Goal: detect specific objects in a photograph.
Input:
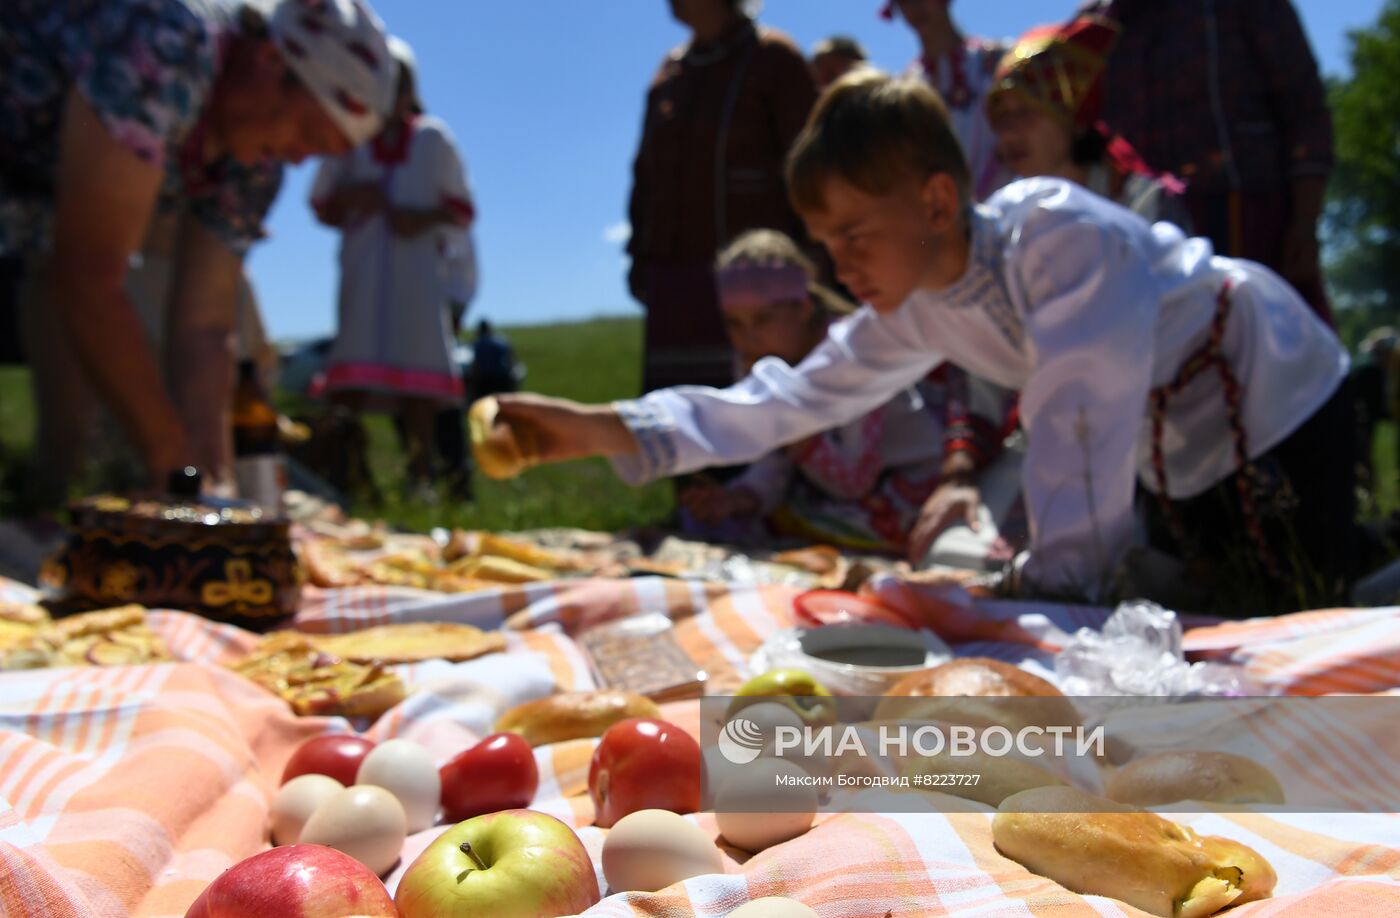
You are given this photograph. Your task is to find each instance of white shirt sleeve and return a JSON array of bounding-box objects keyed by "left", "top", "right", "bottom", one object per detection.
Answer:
[
  {"left": 1011, "top": 212, "right": 1159, "bottom": 598},
  {"left": 610, "top": 306, "right": 945, "bottom": 484}
]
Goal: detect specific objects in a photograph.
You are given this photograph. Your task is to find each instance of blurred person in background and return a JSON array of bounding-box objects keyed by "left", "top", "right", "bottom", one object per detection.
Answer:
[
  {"left": 628, "top": 0, "right": 818, "bottom": 392},
  {"left": 882, "top": 0, "right": 1013, "bottom": 200},
  {"left": 1089, "top": 0, "right": 1336, "bottom": 325},
  {"left": 811, "top": 35, "right": 868, "bottom": 89},
  {"left": 312, "top": 37, "right": 473, "bottom": 499},
  {"left": 985, "top": 15, "right": 1191, "bottom": 229}
]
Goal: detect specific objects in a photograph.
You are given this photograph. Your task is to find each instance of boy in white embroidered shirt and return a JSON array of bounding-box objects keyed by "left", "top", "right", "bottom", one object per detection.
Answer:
[{"left": 489, "top": 71, "right": 1354, "bottom": 610}]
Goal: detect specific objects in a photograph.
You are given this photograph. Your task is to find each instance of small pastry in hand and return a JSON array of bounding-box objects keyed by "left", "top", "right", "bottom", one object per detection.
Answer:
[
  {"left": 469, "top": 396, "right": 537, "bottom": 480},
  {"left": 993, "top": 785, "right": 1277, "bottom": 917},
  {"left": 1104, "top": 751, "right": 1285, "bottom": 807},
  {"left": 496, "top": 690, "right": 662, "bottom": 747}
]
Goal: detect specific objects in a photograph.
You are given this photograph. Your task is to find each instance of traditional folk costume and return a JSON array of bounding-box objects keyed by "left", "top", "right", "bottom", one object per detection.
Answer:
[
  {"left": 988, "top": 15, "right": 1192, "bottom": 231},
  {"left": 721, "top": 346, "right": 1012, "bottom": 555},
  {"left": 686, "top": 256, "right": 1013, "bottom": 555},
  {"left": 1088, "top": 0, "right": 1335, "bottom": 324},
  {"left": 628, "top": 19, "right": 818, "bottom": 392},
  {"left": 611, "top": 180, "right": 1351, "bottom": 605},
  {"left": 311, "top": 114, "right": 473, "bottom": 406},
  {"left": 882, "top": 3, "right": 1013, "bottom": 201}
]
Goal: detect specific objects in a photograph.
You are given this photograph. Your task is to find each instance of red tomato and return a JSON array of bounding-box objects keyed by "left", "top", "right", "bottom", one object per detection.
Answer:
[
  {"left": 281, "top": 734, "right": 375, "bottom": 787},
  {"left": 588, "top": 718, "right": 702, "bottom": 828},
  {"left": 793, "top": 590, "right": 918, "bottom": 630},
  {"left": 439, "top": 732, "right": 539, "bottom": 823}
]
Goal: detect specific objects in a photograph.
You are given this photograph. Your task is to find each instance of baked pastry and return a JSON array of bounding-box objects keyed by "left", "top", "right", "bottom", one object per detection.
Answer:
[
  {"left": 312, "top": 622, "right": 506, "bottom": 665},
  {"left": 1104, "top": 751, "right": 1286, "bottom": 807},
  {"left": 230, "top": 632, "right": 406, "bottom": 719},
  {"left": 1, "top": 605, "right": 171, "bottom": 670},
  {"left": 874, "top": 658, "right": 1080, "bottom": 737},
  {"left": 469, "top": 397, "right": 536, "bottom": 480},
  {"left": 496, "top": 691, "right": 663, "bottom": 746},
  {"left": 993, "top": 786, "right": 1277, "bottom": 917}
]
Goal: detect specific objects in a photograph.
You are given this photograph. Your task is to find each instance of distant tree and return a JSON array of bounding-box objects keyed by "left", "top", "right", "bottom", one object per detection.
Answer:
[{"left": 1324, "top": 0, "right": 1400, "bottom": 347}]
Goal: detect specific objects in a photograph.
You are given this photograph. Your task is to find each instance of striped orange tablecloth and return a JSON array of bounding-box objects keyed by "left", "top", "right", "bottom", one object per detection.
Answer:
[{"left": 1, "top": 575, "right": 1398, "bottom": 917}]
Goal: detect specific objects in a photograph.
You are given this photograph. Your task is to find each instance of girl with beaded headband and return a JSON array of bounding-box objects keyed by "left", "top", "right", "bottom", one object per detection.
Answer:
[{"left": 679, "top": 229, "right": 1016, "bottom": 559}]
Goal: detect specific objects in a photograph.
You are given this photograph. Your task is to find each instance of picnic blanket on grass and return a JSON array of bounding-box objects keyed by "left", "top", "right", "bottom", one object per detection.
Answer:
[{"left": 1, "top": 574, "right": 1398, "bottom": 917}]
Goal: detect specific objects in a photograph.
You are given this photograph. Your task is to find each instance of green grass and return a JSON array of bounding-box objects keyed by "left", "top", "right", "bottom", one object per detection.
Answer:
[
  {"left": 316, "top": 316, "right": 676, "bottom": 533},
  {"left": 2, "top": 325, "right": 1396, "bottom": 543}
]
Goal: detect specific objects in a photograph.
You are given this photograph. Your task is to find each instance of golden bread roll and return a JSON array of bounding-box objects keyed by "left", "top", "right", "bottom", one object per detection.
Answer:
[
  {"left": 993, "top": 786, "right": 1277, "bottom": 917},
  {"left": 1104, "top": 751, "right": 1285, "bottom": 807},
  {"left": 874, "top": 657, "right": 1080, "bottom": 737},
  {"left": 469, "top": 397, "right": 536, "bottom": 480},
  {"left": 496, "top": 691, "right": 663, "bottom": 746}
]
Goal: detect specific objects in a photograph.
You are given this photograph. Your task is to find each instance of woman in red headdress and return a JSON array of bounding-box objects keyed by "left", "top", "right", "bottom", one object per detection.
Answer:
[{"left": 985, "top": 16, "right": 1190, "bottom": 230}]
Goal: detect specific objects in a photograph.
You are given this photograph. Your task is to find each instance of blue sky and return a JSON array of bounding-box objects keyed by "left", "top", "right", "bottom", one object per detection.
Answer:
[{"left": 248, "top": 0, "right": 1385, "bottom": 340}]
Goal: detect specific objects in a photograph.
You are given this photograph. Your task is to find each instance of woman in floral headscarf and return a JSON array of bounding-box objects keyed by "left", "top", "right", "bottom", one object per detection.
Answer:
[{"left": 0, "top": 0, "right": 396, "bottom": 503}]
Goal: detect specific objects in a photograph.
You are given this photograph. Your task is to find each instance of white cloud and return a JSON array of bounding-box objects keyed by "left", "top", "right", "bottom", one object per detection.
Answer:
[{"left": 602, "top": 221, "right": 631, "bottom": 245}]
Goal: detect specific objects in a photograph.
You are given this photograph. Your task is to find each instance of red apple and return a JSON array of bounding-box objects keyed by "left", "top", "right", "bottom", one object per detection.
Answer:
[
  {"left": 439, "top": 733, "right": 539, "bottom": 823},
  {"left": 395, "top": 809, "right": 598, "bottom": 918},
  {"left": 184, "top": 844, "right": 398, "bottom": 917},
  {"left": 589, "top": 718, "right": 702, "bottom": 828},
  {"left": 282, "top": 734, "right": 375, "bottom": 787}
]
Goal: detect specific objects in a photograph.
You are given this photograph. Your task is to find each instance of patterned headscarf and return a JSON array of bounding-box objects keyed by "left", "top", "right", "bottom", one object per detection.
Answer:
[
  {"left": 264, "top": 0, "right": 395, "bottom": 147},
  {"left": 986, "top": 15, "right": 1120, "bottom": 130}
]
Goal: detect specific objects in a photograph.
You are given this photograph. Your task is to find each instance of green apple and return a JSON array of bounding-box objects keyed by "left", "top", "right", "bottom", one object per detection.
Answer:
[
  {"left": 395, "top": 809, "right": 599, "bottom": 918},
  {"left": 728, "top": 668, "right": 837, "bottom": 724}
]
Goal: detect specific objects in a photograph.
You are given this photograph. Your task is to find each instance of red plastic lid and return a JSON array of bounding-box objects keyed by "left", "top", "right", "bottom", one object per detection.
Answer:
[{"left": 793, "top": 590, "right": 917, "bottom": 630}]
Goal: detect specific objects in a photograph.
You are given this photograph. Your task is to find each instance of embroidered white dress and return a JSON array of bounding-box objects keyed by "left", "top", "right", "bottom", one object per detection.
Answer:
[
  {"left": 311, "top": 114, "right": 473, "bottom": 404},
  {"left": 908, "top": 39, "right": 1014, "bottom": 201},
  {"left": 611, "top": 178, "right": 1347, "bottom": 597}
]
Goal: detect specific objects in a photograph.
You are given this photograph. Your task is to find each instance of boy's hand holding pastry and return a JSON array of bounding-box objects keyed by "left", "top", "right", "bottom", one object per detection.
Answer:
[{"left": 470, "top": 394, "right": 637, "bottom": 479}]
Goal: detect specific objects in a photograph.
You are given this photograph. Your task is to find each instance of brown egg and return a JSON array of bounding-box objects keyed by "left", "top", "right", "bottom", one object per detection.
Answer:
[
  {"left": 715, "top": 760, "right": 817, "bottom": 854},
  {"left": 727, "top": 898, "right": 821, "bottom": 918},
  {"left": 602, "top": 809, "right": 724, "bottom": 893},
  {"left": 298, "top": 785, "right": 407, "bottom": 876},
  {"left": 270, "top": 774, "right": 344, "bottom": 846}
]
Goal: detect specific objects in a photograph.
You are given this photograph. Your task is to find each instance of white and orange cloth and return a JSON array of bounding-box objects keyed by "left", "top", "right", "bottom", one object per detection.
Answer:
[{"left": 1, "top": 569, "right": 1399, "bottom": 916}]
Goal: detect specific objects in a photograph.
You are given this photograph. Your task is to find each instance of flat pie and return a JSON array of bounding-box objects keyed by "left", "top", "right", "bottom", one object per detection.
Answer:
[
  {"left": 230, "top": 632, "right": 406, "bottom": 719},
  {"left": 0, "top": 605, "right": 172, "bottom": 670},
  {"left": 312, "top": 622, "right": 507, "bottom": 665}
]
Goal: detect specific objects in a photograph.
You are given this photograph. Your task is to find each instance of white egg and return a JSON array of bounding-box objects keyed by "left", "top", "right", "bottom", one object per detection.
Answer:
[
  {"left": 270, "top": 773, "right": 344, "bottom": 846},
  {"left": 602, "top": 809, "right": 724, "bottom": 893},
  {"left": 715, "top": 759, "right": 817, "bottom": 854},
  {"left": 299, "top": 785, "right": 407, "bottom": 876},
  {"left": 736, "top": 702, "right": 808, "bottom": 754},
  {"left": 354, "top": 738, "right": 441, "bottom": 833},
  {"left": 726, "top": 897, "right": 821, "bottom": 918}
]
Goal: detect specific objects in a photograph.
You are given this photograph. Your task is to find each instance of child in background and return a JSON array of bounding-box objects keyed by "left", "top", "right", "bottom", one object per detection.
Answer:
[
  {"left": 811, "top": 35, "right": 869, "bottom": 90},
  {"left": 680, "top": 229, "right": 1013, "bottom": 558},
  {"left": 985, "top": 15, "right": 1190, "bottom": 229},
  {"left": 491, "top": 71, "right": 1354, "bottom": 611}
]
